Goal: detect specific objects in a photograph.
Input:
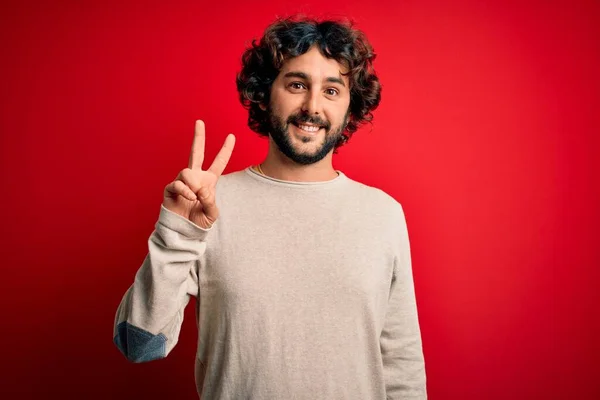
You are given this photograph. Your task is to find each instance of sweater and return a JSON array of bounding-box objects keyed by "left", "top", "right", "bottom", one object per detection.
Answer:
[{"left": 113, "top": 166, "right": 427, "bottom": 399}]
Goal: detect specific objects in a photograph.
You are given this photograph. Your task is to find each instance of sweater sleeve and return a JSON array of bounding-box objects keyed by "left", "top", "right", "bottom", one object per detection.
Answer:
[
  {"left": 113, "top": 204, "right": 212, "bottom": 363},
  {"left": 380, "top": 205, "right": 427, "bottom": 399}
]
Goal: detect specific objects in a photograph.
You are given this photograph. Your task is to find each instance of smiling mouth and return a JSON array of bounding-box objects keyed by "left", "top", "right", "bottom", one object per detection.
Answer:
[{"left": 291, "top": 122, "right": 324, "bottom": 134}]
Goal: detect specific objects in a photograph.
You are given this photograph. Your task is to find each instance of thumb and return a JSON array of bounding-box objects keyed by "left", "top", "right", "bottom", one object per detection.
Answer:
[{"left": 198, "top": 186, "right": 219, "bottom": 222}]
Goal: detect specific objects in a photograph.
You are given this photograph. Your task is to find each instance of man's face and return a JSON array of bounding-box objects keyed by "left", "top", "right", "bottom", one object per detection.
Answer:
[{"left": 265, "top": 45, "right": 351, "bottom": 165}]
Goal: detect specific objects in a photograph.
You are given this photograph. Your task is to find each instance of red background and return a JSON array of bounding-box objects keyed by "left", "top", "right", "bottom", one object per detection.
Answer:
[{"left": 1, "top": 0, "right": 598, "bottom": 398}]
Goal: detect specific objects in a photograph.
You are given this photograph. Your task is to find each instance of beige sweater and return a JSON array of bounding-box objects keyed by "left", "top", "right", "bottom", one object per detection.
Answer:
[{"left": 114, "top": 167, "right": 427, "bottom": 399}]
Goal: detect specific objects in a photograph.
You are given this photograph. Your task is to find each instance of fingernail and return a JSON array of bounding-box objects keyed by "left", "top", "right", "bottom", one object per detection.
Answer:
[{"left": 200, "top": 187, "right": 209, "bottom": 199}]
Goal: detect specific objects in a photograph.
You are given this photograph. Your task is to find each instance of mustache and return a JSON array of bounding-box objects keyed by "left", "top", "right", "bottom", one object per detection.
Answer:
[{"left": 287, "top": 114, "right": 330, "bottom": 130}]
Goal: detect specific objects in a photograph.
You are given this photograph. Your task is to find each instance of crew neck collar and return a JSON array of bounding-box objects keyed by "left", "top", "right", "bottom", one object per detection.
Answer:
[{"left": 245, "top": 166, "right": 347, "bottom": 188}]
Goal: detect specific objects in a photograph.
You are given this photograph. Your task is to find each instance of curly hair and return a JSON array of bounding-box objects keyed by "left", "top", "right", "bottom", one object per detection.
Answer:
[{"left": 236, "top": 16, "right": 382, "bottom": 150}]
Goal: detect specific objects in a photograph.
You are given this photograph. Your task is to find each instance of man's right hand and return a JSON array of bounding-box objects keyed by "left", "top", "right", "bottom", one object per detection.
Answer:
[{"left": 163, "top": 120, "right": 236, "bottom": 229}]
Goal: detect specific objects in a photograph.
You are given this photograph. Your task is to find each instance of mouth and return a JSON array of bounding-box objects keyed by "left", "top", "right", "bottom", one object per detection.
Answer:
[{"left": 291, "top": 122, "right": 325, "bottom": 136}]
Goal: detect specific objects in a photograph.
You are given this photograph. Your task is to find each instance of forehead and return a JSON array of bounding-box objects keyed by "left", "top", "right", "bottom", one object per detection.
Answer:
[{"left": 280, "top": 45, "right": 349, "bottom": 83}]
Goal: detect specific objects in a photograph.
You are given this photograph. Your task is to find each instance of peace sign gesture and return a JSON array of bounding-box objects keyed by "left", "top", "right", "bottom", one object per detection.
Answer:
[{"left": 163, "top": 120, "right": 236, "bottom": 229}]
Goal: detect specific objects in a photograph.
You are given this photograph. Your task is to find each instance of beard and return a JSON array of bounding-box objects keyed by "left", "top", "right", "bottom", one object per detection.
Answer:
[{"left": 266, "top": 105, "right": 349, "bottom": 165}]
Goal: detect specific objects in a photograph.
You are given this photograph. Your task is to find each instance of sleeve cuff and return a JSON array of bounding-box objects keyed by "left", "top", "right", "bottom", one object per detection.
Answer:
[{"left": 156, "top": 204, "right": 214, "bottom": 239}]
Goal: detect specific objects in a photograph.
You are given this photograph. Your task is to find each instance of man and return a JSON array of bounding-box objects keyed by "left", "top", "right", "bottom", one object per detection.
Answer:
[{"left": 114, "top": 16, "right": 427, "bottom": 399}]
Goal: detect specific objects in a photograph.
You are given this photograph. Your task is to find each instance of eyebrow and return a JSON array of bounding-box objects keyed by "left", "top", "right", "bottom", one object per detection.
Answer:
[{"left": 283, "top": 71, "right": 346, "bottom": 88}]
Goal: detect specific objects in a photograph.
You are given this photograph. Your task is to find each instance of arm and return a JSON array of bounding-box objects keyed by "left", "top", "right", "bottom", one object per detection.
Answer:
[
  {"left": 113, "top": 120, "right": 234, "bottom": 363},
  {"left": 113, "top": 204, "right": 211, "bottom": 363},
  {"left": 380, "top": 205, "right": 427, "bottom": 399}
]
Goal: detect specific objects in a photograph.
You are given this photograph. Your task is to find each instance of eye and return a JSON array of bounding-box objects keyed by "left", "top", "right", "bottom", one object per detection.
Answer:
[
  {"left": 289, "top": 82, "right": 306, "bottom": 90},
  {"left": 325, "top": 88, "right": 339, "bottom": 96}
]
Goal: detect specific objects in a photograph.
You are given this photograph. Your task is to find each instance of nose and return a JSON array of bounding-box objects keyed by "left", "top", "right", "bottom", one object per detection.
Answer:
[{"left": 301, "top": 89, "right": 322, "bottom": 115}]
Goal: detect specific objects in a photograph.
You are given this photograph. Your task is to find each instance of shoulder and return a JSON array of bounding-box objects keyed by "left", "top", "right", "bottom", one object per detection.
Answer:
[
  {"left": 344, "top": 177, "right": 411, "bottom": 246},
  {"left": 214, "top": 168, "right": 252, "bottom": 191},
  {"left": 344, "top": 176, "right": 406, "bottom": 219}
]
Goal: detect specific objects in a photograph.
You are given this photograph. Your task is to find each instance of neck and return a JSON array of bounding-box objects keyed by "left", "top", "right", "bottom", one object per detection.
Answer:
[{"left": 258, "top": 142, "right": 339, "bottom": 182}]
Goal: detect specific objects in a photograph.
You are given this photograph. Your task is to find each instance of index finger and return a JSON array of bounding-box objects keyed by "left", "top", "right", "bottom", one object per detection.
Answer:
[{"left": 188, "top": 120, "right": 206, "bottom": 170}]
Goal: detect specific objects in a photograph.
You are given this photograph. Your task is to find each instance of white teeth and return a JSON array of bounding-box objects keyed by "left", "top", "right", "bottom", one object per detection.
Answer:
[{"left": 299, "top": 124, "right": 320, "bottom": 132}]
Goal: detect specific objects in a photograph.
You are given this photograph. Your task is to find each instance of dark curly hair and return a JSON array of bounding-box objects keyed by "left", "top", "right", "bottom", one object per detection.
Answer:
[{"left": 236, "top": 15, "right": 382, "bottom": 150}]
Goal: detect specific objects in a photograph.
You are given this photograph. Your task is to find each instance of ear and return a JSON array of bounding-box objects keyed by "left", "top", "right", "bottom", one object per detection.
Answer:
[{"left": 259, "top": 102, "right": 267, "bottom": 111}]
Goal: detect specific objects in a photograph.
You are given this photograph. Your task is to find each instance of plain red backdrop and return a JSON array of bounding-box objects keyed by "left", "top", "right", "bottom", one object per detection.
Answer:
[{"left": 1, "top": 0, "right": 598, "bottom": 398}]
